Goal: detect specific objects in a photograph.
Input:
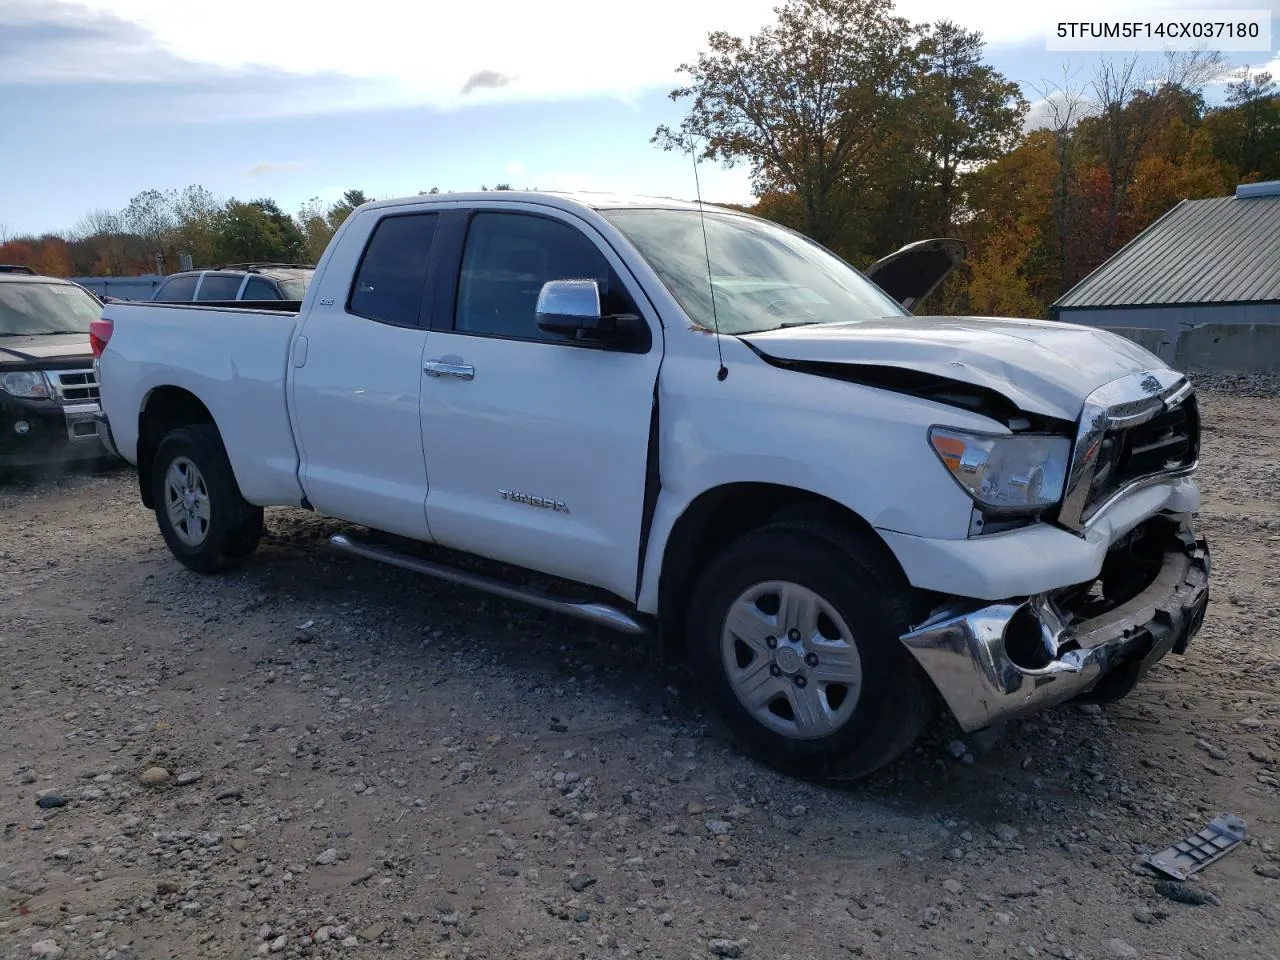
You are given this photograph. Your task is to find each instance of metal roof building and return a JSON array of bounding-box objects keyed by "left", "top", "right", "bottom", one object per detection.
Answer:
[{"left": 1051, "top": 181, "right": 1280, "bottom": 369}]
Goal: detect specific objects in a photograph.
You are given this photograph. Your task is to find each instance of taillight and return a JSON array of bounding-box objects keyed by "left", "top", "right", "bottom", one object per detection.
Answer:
[{"left": 90, "top": 318, "right": 113, "bottom": 358}]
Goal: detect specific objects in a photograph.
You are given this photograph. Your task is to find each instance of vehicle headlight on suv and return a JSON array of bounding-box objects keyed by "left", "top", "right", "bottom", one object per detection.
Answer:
[
  {"left": 0, "top": 370, "right": 53, "bottom": 399},
  {"left": 929, "top": 427, "right": 1071, "bottom": 513}
]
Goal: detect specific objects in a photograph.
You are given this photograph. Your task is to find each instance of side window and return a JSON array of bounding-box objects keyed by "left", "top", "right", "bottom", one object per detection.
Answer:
[
  {"left": 348, "top": 213, "right": 439, "bottom": 326},
  {"left": 196, "top": 273, "right": 243, "bottom": 301},
  {"left": 243, "top": 277, "right": 281, "bottom": 300},
  {"left": 153, "top": 275, "right": 197, "bottom": 302},
  {"left": 455, "top": 213, "right": 635, "bottom": 341}
]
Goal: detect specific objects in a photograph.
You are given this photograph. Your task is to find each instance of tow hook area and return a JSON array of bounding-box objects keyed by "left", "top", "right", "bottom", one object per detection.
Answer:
[{"left": 899, "top": 521, "right": 1210, "bottom": 733}]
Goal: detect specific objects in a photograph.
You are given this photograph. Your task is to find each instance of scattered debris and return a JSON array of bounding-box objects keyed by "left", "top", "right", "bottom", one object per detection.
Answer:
[
  {"left": 1145, "top": 814, "right": 1246, "bottom": 880},
  {"left": 1152, "top": 880, "right": 1219, "bottom": 906}
]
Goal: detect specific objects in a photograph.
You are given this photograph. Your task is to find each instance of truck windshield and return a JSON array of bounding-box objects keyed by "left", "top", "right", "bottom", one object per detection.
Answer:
[
  {"left": 0, "top": 282, "right": 102, "bottom": 337},
  {"left": 603, "top": 208, "right": 908, "bottom": 335}
]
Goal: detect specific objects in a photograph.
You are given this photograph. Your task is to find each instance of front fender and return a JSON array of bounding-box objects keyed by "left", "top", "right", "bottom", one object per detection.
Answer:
[{"left": 635, "top": 349, "right": 999, "bottom": 614}]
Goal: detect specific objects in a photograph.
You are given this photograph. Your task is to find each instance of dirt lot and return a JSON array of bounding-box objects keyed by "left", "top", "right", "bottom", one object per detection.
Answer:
[{"left": 1, "top": 383, "right": 1278, "bottom": 960}]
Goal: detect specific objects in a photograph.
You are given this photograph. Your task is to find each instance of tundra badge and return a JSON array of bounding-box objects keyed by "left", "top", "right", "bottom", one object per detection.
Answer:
[{"left": 498, "top": 489, "right": 569, "bottom": 513}]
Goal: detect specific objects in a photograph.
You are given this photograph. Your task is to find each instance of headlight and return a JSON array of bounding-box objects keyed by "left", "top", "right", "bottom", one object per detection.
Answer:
[
  {"left": 929, "top": 427, "right": 1070, "bottom": 512},
  {"left": 0, "top": 370, "right": 53, "bottom": 399}
]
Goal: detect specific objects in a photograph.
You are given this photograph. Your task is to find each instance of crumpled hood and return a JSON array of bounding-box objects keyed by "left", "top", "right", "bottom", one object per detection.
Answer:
[{"left": 742, "top": 315, "right": 1168, "bottom": 422}]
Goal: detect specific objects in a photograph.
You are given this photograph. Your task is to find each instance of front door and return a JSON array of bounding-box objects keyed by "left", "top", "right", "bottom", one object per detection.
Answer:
[
  {"left": 289, "top": 210, "right": 441, "bottom": 540},
  {"left": 419, "top": 206, "right": 662, "bottom": 601}
]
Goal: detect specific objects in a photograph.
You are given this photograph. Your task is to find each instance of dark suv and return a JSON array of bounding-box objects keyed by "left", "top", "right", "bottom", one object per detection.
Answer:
[
  {"left": 151, "top": 263, "right": 314, "bottom": 303},
  {"left": 0, "top": 266, "right": 110, "bottom": 471}
]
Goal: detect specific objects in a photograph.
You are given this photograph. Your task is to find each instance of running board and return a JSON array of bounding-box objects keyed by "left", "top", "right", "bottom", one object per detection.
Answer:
[{"left": 328, "top": 533, "right": 650, "bottom": 636}]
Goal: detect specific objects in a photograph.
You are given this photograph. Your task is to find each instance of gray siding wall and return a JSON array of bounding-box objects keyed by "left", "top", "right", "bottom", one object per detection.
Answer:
[{"left": 1057, "top": 303, "right": 1280, "bottom": 365}]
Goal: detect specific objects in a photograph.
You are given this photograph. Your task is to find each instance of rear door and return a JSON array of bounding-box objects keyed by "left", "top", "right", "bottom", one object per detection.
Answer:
[
  {"left": 288, "top": 209, "right": 443, "bottom": 540},
  {"left": 417, "top": 204, "right": 663, "bottom": 600}
]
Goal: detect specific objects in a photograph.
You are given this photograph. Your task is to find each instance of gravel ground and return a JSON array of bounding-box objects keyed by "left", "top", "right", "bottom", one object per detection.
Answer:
[{"left": 1, "top": 386, "right": 1277, "bottom": 960}]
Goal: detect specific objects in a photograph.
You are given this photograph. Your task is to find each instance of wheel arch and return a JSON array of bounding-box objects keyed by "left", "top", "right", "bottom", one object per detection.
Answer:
[
  {"left": 654, "top": 482, "right": 914, "bottom": 662},
  {"left": 136, "top": 386, "right": 216, "bottom": 508}
]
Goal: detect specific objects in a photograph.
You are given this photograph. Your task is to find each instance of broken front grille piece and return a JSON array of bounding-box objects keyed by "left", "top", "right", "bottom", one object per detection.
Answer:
[{"left": 1145, "top": 813, "right": 1247, "bottom": 881}]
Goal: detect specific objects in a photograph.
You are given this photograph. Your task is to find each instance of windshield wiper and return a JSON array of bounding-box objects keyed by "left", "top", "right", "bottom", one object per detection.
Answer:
[{"left": 778, "top": 320, "right": 824, "bottom": 328}]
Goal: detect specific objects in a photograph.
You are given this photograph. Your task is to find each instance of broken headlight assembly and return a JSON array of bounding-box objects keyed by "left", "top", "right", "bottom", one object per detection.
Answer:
[{"left": 928, "top": 427, "right": 1071, "bottom": 519}]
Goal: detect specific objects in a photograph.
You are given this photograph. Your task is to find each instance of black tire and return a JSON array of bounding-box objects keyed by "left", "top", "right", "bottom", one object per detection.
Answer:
[
  {"left": 151, "top": 424, "right": 264, "bottom": 573},
  {"left": 687, "top": 521, "right": 937, "bottom": 782}
]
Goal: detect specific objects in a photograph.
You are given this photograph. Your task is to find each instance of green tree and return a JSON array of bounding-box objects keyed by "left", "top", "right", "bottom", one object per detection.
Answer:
[
  {"left": 171, "top": 185, "right": 224, "bottom": 267},
  {"left": 654, "top": 0, "right": 916, "bottom": 248},
  {"left": 214, "top": 199, "right": 308, "bottom": 264},
  {"left": 122, "top": 188, "right": 179, "bottom": 269},
  {"left": 1215, "top": 68, "right": 1280, "bottom": 180},
  {"left": 913, "top": 20, "right": 1026, "bottom": 232}
]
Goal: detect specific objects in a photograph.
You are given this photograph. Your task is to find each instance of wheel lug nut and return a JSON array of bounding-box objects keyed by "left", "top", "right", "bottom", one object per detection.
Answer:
[
  {"left": 804, "top": 653, "right": 819, "bottom": 667},
  {"left": 765, "top": 635, "right": 778, "bottom": 649},
  {"left": 794, "top": 675, "right": 807, "bottom": 688},
  {"left": 769, "top": 664, "right": 782, "bottom": 677},
  {"left": 788, "top": 629, "right": 801, "bottom": 642}
]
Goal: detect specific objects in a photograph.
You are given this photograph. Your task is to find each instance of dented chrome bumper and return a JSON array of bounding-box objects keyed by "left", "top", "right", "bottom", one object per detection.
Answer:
[{"left": 900, "top": 520, "right": 1210, "bottom": 732}]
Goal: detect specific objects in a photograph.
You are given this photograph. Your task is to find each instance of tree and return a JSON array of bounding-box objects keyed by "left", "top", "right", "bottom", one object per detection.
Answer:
[
  {"left": 215, "top": 199, "right": 308, "bottom": 264},
  {"left": 1030, "top": 67, "right": 1091, "bottom": 295},
  {"left": 122, "top": 188, "right": 179, "bottom": 268},
  {"left": 326, "top": 189, "right": 373, "bottom": 231},
  {"left": 1219, "top": 68, "right": 1280, "bottom": 179},
  {"left": 171, "top": 185, "right": 224, "bottom": 267},
  {"left": 0, "top": 240, "right": 34, "bottom": 267},
  {"left": 654, "top": 0, "right": 916, "bottom": 248},
  {"left": 1079, "top": 50, "right": 1223, "bottom": 255},
  {"left": 30, "top": 236, "right": 74, "bottom": 277},
  {"left": 912, "top": 21, "right": 1026, "bottom": 232}
]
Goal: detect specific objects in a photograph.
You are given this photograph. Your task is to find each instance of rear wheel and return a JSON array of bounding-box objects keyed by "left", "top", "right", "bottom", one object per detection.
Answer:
[
  {"left": 151, "top": 424, "right": 263, "bottom": 573},
  {"left": 687, "top": 522, "right": 936, "bottom": 781}
]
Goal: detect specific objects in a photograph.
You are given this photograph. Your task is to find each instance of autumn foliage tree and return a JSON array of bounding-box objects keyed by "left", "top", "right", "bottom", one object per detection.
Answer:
[{"left": 659, "top": 0, "right": 1274, "bottom": 319}]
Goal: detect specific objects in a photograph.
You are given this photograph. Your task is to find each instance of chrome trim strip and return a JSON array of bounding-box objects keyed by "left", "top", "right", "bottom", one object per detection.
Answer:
[{"left": 1059, "top": 369, "right": 1194, "bottom": 534}]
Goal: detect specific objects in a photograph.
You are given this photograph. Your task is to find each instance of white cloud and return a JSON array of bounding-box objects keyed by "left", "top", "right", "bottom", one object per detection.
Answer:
[
  {"left": 8, "top": 0, "right": 1275, "bottom": 113},
  {"left": 243, "top": 159, "right": 311, "bottom": 177}
]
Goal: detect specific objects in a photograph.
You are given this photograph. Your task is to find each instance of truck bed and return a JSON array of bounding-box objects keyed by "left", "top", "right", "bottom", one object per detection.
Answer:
[{"left": 96, "top": 299, "right": 307, "bottom": 508}]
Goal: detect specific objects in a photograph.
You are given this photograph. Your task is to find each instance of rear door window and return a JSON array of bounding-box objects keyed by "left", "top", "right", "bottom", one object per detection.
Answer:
[
  {"left": 348, "top": 213, "right": 440, "bottom": 326},
  {"left": 153, "top": 275, "right": 198, "bottom": 301},
  {"left": 196, "top": 273, "right": 244, "bottom": 301},
  {"left": 243, "top": 277, "right": 282, "bottom": 300}
]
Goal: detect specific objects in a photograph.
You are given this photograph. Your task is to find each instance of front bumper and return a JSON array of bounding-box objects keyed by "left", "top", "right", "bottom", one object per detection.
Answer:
[
  {"left": 900, "top": 519, "right": 1210, "bottom": 732},
  {"left": 0, "top": 395, "right": 107, "bottom": 469}
]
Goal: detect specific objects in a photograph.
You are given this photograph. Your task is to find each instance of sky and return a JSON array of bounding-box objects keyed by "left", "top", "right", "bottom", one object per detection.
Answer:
[{"left": 1, "top": 0, "right": 1277, "bottom": 237}]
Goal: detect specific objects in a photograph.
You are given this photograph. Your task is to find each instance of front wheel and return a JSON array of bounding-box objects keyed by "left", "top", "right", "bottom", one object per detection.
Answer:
[
  {"left": 151, "top": 424, "right": 263, "bottom": 573},
  {"left": 687, "top": 522, "right": 936, "bottom": 782}
]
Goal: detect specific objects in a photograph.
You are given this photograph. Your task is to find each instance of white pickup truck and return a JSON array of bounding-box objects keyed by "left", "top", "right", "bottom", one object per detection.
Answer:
[{"left": 92, "top": 191, "right": 1210, "bottom": 781}]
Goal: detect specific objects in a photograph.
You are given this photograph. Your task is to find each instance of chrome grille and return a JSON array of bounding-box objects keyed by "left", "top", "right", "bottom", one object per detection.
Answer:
[
  {"left": 1089, "top": 395, "right": 1198, "bottom": 511},
  {"left": 52, "top": 368, "right": 100, "bottom": 405},
  {"left": 1060, "top": 370, "right": 1199, "bottom": 533}
]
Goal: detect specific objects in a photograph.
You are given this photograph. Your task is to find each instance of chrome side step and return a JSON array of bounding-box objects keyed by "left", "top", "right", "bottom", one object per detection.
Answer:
[{"left": 328, "top": 533, "right": 650, "bottom": 636}]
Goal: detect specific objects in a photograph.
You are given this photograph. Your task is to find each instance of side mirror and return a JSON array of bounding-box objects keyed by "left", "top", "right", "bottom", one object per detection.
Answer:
[
  {"left": 535, "top": 279, "right": 603, "bottom": 335},
  {"left": 535, "top": 278, "right": 647, "bottom": 348}
]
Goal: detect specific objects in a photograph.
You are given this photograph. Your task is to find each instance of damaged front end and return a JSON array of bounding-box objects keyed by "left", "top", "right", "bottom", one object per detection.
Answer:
[{"left": 901, "top": 515, "right": 1210, "bottom": 732}]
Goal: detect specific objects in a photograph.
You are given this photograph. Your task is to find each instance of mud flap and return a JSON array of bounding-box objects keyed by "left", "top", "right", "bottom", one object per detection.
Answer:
[{"left": 1145, "top": 814, "right": 1246, "bottom": 880}]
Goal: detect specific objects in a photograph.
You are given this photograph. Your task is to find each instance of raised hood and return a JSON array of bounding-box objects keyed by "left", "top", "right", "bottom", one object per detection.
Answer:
[
  {"left": 863, "top": 238, "right": 966, "bottom": 312},
  {"left": 742, "top": 315, "right": 1167, "bottom": 423}
]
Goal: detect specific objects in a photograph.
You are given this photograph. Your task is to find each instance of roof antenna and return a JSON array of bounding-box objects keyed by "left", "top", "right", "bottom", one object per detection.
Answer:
[{"left": 689, "top": 137, "right": 728, "bottom": 381}]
